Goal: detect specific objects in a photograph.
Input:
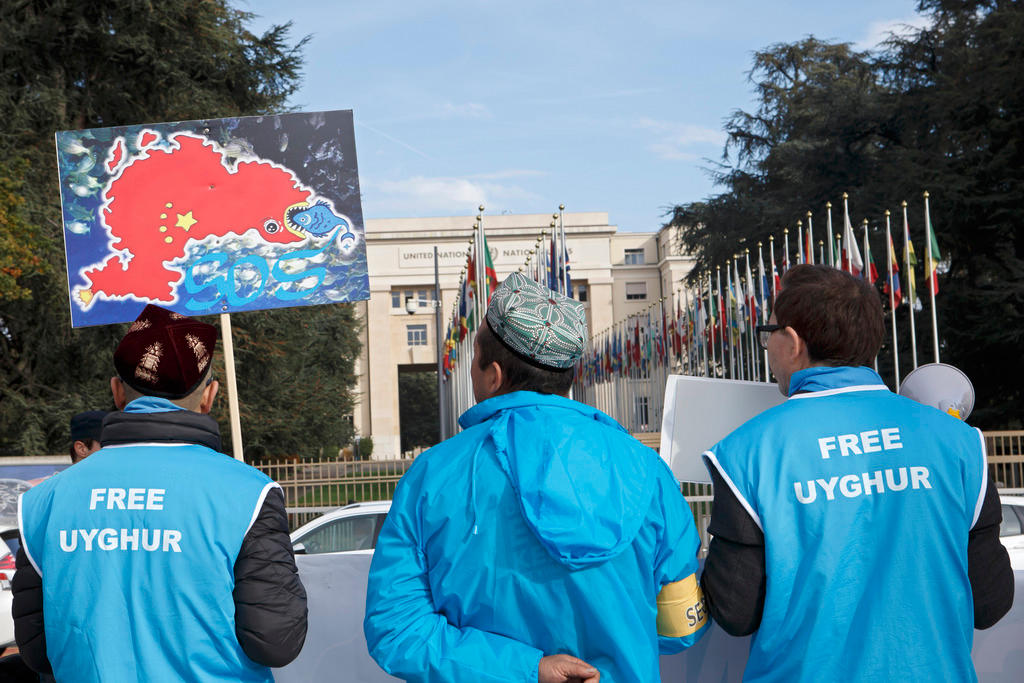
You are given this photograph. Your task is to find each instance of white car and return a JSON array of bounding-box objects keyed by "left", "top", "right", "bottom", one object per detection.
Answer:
[
  {"left": 1000, "top": 496, "right": 1024, "bottom": 570},
  {"left": 0, "top": 526, "right": 19, "bottom": 649},
  {"left": 290, "top": 501, "right": 391, "bottom": 556}
]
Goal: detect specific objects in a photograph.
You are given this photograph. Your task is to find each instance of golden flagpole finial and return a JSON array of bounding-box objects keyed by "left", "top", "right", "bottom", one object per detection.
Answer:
[
  {"left": 797, "top": 219, "right": 802, "bottom": 227},
  {"left": 842, "top": 192, "right": 848, "bottom": 200},
  {"left": 826, "top": 201, "right": 832, "bottom": 209},
  {"left": 784, "top": 228, "right": 789, "bottom": 234},
  {"left": 559, "top": 203, "right": 565, "bottom": 210},
  {"left": 807, "top": 210, "right": 812, "bottom": 218},
  {"left": 923, "top": 190, "right": 929, "bottom": 199},
  {"left": 478, "top": 204, "right": 485, "bottom": 212},
  {"left": 758, "top": 241, "right": 763, "bottom": 247},
  {"left": 862, "top": 218, "right": 868, "bottom": 225},
  {"left": 885, "top": 209, "right": 890, "bottom": 216},
  {"left": 901, "top": 200, "right": 908, "bottom": 208},
  {"left": 769, "top": 234, "right": 774, "bottom": 242}
]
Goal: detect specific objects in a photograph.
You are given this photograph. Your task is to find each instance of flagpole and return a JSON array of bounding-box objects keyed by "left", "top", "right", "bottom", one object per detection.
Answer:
[
  {"left": 558, "top": 204, "right": 568, "bottom": 296},
  {"left": 783, "top": 228, "right": 790, "bottom": 274},
  {"left": 924, "top": 191, "right": 939, "bottom": 363},
  {"left": 769, "top": 235, "right": 778, "bottom": 301},
  {"left": 797, "top": 220, "right": 804, "bottom": 265},
  {"left": 806, "top": 211, "right": 814, "bottom": 265},
  {"left": 902, "top": 201, "right": 918, "bottom": 369},
  {"left": 884, "top": 210, "right": 901, "bottom": 391},
  {"left": 842, "top": 193, "right": 853, "bottom": 274},
  {"left": 826, "top": 202, "right": 834, "bottom": 267},
  {"left": 863, "top": 220, "right": 879, "bottom": 373},
  {"left": 758, "top": 241, "right": 769, "bottom": 381},
  {"left": 704, "top": 272, "right": 713, "bottom": 378},
  {"left": 745, "top": 249, "right": 757, "bottom": 381},
  {"left": 835, "top": 234, "right": 842, "bottom": 272}
]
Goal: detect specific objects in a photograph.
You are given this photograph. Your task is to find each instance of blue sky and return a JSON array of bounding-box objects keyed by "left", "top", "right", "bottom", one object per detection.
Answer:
[{"left": 244, "top": 1, "right": 925, "bottom": 232}]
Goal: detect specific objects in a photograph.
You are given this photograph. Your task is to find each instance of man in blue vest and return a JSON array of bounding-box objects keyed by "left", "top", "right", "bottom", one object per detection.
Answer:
[
  {"left": 365, "top": 272, "right": 709, "bottom": 683},
  {"left": 13, "top": 304, "right": 307, "bottom": 682},
  {"left": 701, "top": 264, "right": 1013, "bottom": 682}
]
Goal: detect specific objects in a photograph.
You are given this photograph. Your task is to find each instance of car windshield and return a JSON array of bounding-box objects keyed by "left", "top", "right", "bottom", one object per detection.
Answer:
[{"left": 296, "top": 513, "right": 385, "bottom": 554}]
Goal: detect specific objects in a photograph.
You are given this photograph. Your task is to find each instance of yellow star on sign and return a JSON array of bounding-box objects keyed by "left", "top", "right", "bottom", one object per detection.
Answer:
[{"left": 175, "top": 211, "right": 197, "bottom": 231}]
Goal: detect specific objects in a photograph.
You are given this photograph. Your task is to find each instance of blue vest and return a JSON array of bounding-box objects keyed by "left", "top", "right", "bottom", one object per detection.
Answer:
[
  {"left": 19, "top": 400, "right": 277, "bottom": 683},
  {"left": 705, "top": 366, "right": 987, "bottom": 682}
]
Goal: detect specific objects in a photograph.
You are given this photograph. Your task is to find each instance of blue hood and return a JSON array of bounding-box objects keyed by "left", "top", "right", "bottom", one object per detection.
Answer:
[{"left": 459, "top": 392, "right": 654, "bottom": 569}]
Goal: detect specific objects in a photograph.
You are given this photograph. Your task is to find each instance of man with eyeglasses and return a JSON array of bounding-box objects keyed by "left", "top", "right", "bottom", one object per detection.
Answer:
[
  {"left": 700, "top": 264, "right": 1012, "bottom": 682},
  {"left": 13, "top": 304, "right": 307, "bottom": 682}
]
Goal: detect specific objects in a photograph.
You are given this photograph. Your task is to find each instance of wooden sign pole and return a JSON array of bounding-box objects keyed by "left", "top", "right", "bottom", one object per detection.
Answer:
[{"left": 219, "top": 313, "right": 244, "bottom": 461}]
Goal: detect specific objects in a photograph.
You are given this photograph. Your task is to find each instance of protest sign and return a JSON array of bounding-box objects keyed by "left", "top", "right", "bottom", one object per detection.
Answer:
[
  {"left": 57, "top": 110, "right": 369, "bottom": 327},
  {"left": 659, "top": 375, "right": 786, "bottom": 483}
]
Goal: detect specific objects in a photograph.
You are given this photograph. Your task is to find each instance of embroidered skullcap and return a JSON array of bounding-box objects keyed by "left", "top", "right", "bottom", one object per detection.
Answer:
[
  {"left": 114, "top": 304, "right": 217, "bottom": 399},
  {"left": 70, "top": 410, "right": 108, "bottom": 443},
  {"left": 485, "top": 272, "right": 587, "bottom": 369}
]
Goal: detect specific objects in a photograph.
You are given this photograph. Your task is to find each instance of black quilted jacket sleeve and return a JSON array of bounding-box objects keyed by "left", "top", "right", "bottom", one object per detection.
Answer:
[
  {"left": 233, "top": 486, "right": 309, "bottom": 667},
  {"left": 11, "top": 546, "right": 51, "bottom": 674}
]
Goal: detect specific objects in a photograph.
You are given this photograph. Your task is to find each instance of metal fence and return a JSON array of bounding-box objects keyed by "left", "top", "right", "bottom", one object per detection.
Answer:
[
  {"left": 257, "top": 430, "right": 1024, "bottom": 535},
  {"left": 253, "top": 458, "right": 412, "bottom": 529},
  {"left": 986, "top": 431, "right": 1024, "bottom": 494}
]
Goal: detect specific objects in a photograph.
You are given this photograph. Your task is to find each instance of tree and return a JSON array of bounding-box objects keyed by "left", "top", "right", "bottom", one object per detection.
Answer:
[
  {"left": 0, "top": 1, "right": 362, "bottom": 456},
  {"left": 665, "top": 1, "right": 1024, "bottom": 426}
]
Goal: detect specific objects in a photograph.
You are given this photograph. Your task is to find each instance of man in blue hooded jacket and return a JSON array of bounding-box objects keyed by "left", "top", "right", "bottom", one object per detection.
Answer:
[
  {"left": 364, "top": 272, "right": 709, "bottom": 683},
  {"left": 701, "top": 265, "right": 1013, "bottom": 682}
]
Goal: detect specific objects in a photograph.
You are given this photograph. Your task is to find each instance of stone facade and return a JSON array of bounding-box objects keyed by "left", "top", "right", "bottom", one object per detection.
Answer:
[{"left": 354, "top": 212, "right": 694, "bottom": 458}]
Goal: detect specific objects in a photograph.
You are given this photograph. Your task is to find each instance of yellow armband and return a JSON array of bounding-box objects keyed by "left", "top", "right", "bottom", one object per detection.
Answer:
[{"left": 656, "top": 573, "right": 708, "bottom": 637}]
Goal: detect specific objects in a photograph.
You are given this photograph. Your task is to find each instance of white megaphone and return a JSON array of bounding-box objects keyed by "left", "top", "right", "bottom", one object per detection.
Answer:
[{"left": 898, "top": 362, "right": 975, "bottom": 421}]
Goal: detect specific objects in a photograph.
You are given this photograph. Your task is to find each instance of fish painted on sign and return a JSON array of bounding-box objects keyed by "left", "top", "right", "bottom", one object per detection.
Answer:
[
  {"left": 285, "top": 200, "right": 356, "bottom": 243},
  {"left": 73, "top": 131, "right": 351, "bottom": 308}
]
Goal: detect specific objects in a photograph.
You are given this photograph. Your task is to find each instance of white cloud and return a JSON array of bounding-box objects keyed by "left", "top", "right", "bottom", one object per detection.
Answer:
[
  {"left": 635, "top": 118, "right": 726, "bottom": 161},
  {"left": 363, "top": 174, "right": 542, "bottom": 216},
  {"left": 856, "top": 16, "right": 932, "bottom": 51},
  {"left": 438, "top": 102, "right": 492, "bottom": 119}
]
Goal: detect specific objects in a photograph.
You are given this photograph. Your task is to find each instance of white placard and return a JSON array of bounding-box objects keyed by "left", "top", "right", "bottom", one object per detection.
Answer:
[{"left": 659, "top": 375, "right": 787, "bottom": 483}]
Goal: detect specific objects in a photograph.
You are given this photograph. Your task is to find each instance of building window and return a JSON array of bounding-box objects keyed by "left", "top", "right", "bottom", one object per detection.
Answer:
[
  {"left": 625, "top": 282, "right": 647, "bottom": 301},
  {"left": 407, "top": 324, "right": 428, "bottom": 346},
  {"left": 624, "top": 248, "right": 645, "bottom": 265},
  {"left": 577, "top": 284, "right": 588, "bottom": 302}
]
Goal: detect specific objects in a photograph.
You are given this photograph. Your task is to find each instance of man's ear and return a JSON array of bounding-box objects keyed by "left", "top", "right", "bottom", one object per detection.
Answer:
[
  {"left": 781, "top": 326, "right": 811, "bottom": 367},
  {"left": 72, "top": 440, "right": 90, "bottom": 463},
  {"left": 110, "top": 376, "right": 127, "bottom": 410},
  {"left": 198, "top": 380, "right": 219, "bottom": 415}
]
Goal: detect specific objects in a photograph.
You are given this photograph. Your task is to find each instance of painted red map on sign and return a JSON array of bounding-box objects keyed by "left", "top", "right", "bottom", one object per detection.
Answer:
[{"left": 77, "top": 131, "right": 318, "bottom": 306}]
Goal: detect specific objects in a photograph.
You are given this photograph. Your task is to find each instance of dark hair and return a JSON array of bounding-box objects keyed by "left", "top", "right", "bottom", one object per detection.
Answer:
[
  {"left": 475, "top": 320, "right": 575, "bottom": 395},
  {"left": 774, "top": 264, "right": 884, "bottom": 366}
]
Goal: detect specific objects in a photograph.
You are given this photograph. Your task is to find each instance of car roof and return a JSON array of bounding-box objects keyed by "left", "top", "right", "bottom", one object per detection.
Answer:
[{"left": 290, "top": 501, "right": 392, "bottom": 540}]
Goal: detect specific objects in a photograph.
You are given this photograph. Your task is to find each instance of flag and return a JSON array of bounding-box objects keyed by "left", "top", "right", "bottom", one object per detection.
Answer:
[
  {"left": 842, "top": 204, "right": 864, "bottom": 276},
  {"left": 458, "top": 275, "right": 474, "bottom": 339},
  {"left": 745, "top": 256, "right": 757, "bottom": 319},
  {"left": 758, "top": 247, "right": 769, "bottom": 319},
  {"left": 863, "top": 232, "right": 879, "bottom": 284},
  {"left": 482, "top": 235, "right": 498, "bottom": 302},
  {"left": 905, "top": 238, "right": 918, "bottom": 307},
  {"left": 927, "top": 225, "right": 941, "bottom": 295},
  {"left": 884, "top": 231, "right": 902, "bottom": 307}
]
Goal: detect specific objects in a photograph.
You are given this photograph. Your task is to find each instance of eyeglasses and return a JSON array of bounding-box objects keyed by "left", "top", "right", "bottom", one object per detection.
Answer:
[{"left": 756, "top": 324, "right": 784, "bottom": 350}]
